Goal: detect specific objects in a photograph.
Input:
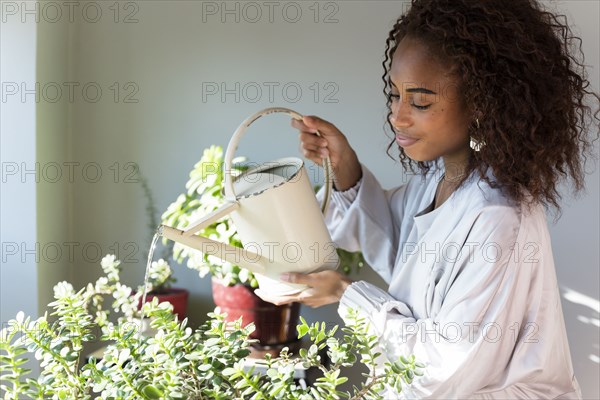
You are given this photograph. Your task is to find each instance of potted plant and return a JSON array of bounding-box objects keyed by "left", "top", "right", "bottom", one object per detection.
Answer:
[{"left": 0, "top": 254, "right": 423, "bottom": 399}]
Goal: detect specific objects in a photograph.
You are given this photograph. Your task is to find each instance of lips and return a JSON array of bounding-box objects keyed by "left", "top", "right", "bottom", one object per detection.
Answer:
[{"left": 395, "top": 132, "right": 419, "bottom": 147}]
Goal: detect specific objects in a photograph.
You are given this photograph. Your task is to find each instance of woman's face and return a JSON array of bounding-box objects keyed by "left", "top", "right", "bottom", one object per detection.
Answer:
[{"left": 389, "top": 37, "right": 472, "bottom": 167}]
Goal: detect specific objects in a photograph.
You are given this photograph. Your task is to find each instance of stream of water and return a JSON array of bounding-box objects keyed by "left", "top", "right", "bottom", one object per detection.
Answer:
[{"left": 139, "top": 228, "right": 162, "bottom": 329}]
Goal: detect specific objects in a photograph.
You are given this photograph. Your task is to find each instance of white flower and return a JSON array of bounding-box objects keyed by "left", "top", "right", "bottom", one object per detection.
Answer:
[
  {"left": 101, "top": 254, "right": 121, "bottom": 281},
  {"left": 53, "top": 281, "right": 74, "bottom": 299},
  {"left": 95, "top": 277, "right": 110, "bottom": 291},
  {"left": 95, "top": 311, "right": 108, "bottom": 326},
  {"left": 101, "top": 254, "right": 118, "bottom": 268},
  {"left": 113, "top": 283, "right": 138, "bottom": 317},
  {"left": 113, "top": 283, "right": 132, "bottom": 299},
  {"left": 149, "top": 259, "right": 173, "bottom": 288}
]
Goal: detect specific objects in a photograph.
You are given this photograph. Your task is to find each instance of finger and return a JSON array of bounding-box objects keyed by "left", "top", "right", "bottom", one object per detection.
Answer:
[
  {"left": 291, "top": 118, "right": 317, "bottom": 133},
  {"left": 293, "top": 115, "right": 337, "bottom": 137},
  {"left": 300, "top": 143, "right": 323, "bottom": 154},
  {"left": 280, "top": 272, "right": 312, "bottom": 285},
  {"left": 301, "top": 150, "right": 326, "bottom": 166},
  {"left": 315, "top": 270, "right": 342, "bottom": 281},
  {"left": 299, "top": 134, "right": 329, "bottom": 164},
  {"left": 303, "top": 116, "right": 336, "bottom": 135},
  {"left": 297, "top": 289, "right": 325, "bottom": 308},
  {"left": 300, "top": 147, "right": 325, "bottom": 160},
  {"left": 299, "top": 132, "right": 328, "bottom": 148},
  {"left": 300, "top": 142, "right": 328, "bottom": 159}
]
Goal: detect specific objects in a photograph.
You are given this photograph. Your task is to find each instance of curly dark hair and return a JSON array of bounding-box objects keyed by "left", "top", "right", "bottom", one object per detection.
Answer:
[{"left": 382, "top": 0, "right": 599, "bottom": 211}]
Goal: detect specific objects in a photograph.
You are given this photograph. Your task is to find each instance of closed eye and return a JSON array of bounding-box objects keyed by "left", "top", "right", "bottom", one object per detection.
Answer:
[
  {"left": 411, "top": 103, "right": 431, "bottom": 110},
  {"left": 388, "top": 92, "right": 431, "bottom": 110}
]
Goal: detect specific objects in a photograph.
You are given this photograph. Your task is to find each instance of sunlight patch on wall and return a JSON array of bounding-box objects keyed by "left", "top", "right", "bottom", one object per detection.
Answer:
[
  {"left": 562, "top": 287, "right": 600, "bottom": 313},
  {"left": 576, "top": 315, "right": 600, "bottom": 328}
]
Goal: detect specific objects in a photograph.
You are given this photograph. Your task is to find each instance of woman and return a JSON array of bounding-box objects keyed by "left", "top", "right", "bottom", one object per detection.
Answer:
[{"left": 257, "top": 0, "right": 599, "bottom": 398}]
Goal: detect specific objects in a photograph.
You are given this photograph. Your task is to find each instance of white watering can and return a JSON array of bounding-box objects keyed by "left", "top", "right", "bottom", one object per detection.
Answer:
[{"left": 160, "top": 107, "right": 339, "bottom": 295}]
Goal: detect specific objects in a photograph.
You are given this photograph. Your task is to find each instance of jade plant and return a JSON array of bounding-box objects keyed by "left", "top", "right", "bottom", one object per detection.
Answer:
[
  {"left": 0, "top": 255, "right": 423, "bottom": 399},
  {"left": 160, "top": 145, "right": 366, "bottom": 288}
]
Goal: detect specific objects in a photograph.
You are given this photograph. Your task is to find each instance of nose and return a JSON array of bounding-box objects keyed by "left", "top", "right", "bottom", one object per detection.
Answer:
[{"left": 389, "top": 99, "right": 412, "bottom": 129}]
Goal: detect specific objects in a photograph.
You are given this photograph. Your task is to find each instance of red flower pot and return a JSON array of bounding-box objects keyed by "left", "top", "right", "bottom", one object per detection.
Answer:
[{"left": 211, "top": 278, "right": 300, "bottom": 347}]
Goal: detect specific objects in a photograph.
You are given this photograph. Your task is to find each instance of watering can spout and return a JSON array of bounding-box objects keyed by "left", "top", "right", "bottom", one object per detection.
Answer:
[{"left": 159, "top": 225, "right": 267, "bottom": 276}]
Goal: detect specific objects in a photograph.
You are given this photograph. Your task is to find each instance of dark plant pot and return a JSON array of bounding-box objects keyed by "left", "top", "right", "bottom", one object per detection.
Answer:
[
  {"left": 211, "top": 278, "right": 300, "bottom": 349},
  {"left": 141, "top": 288, "right": 189, "bottom": 319}
]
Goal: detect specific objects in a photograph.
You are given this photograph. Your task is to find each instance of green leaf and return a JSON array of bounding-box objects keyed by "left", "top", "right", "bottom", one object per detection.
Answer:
[
  {"left": 117, "top": 348, "right": 131, "bottom": 366},
  {"left": 198, "top": 364, "right": 212, "bottom": 372},
  {"left": 13, "top": 347, "right": 28, "bottom": 356},
  {"left": 234, "top": 349, "right": 250, "bottom": 358},
  {"left": 204, "top": 337, "right": 221, "bottom": 348},
  {"left": 297, "top": 324, "right": 309, "bottom": 338},
  {"left": 141, "top": 384, "right": 163, "bottom": 399}
]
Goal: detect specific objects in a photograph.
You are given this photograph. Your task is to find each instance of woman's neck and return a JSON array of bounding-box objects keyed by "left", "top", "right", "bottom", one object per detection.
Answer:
[{"left": 442, "top": 151, "right": 470, "bottom": 181}]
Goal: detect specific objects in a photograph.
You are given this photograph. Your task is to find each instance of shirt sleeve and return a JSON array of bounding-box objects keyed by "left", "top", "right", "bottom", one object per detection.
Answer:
[
  {"left": 338, "top": 206, "right": 527, "bottom": 399},
  {"left": 322, "top": 164, "right": 409, "bottom": 283}
]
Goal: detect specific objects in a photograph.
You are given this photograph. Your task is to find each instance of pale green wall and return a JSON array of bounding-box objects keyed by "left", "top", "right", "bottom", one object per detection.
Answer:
[{"left": 35, "top": 14, "right": 72, "bottom": 314}]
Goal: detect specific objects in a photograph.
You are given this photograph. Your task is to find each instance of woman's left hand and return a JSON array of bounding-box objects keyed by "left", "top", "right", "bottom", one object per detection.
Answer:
[{"left": 255, "top": 270, "right": 353, "bottom": 308}]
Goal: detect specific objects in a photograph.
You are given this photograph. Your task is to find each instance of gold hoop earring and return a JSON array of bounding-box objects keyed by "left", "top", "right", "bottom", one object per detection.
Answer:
[{"left": 476, "top": 118, "right": 480, "bottom": 129}]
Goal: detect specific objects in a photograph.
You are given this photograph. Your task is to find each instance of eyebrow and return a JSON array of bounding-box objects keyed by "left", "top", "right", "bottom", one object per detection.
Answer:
[
  {"left": 391, "top": 82, "right": 437, "bottom": 95},
  {"left": 406, "top": 87, "right": 437, "bottom": 95}
]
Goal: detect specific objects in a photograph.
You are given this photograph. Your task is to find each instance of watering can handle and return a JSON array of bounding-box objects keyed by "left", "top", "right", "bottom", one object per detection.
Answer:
[{"left": 223, "top": 107, "right": 334, "bottom": 215}]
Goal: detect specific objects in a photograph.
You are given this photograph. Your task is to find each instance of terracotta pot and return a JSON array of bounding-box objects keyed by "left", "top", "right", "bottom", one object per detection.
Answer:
[
  {"left": 140, "top": 288, "right": 189, "bottom": 319},
  {"left": 211, "top": 278, "right": 300, "bottom": 347}
]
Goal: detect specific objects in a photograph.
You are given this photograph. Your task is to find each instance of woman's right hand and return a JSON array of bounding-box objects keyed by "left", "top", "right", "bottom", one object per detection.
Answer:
[{"left": 292, "top": 115, "right": 362, "bottom": 191}]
